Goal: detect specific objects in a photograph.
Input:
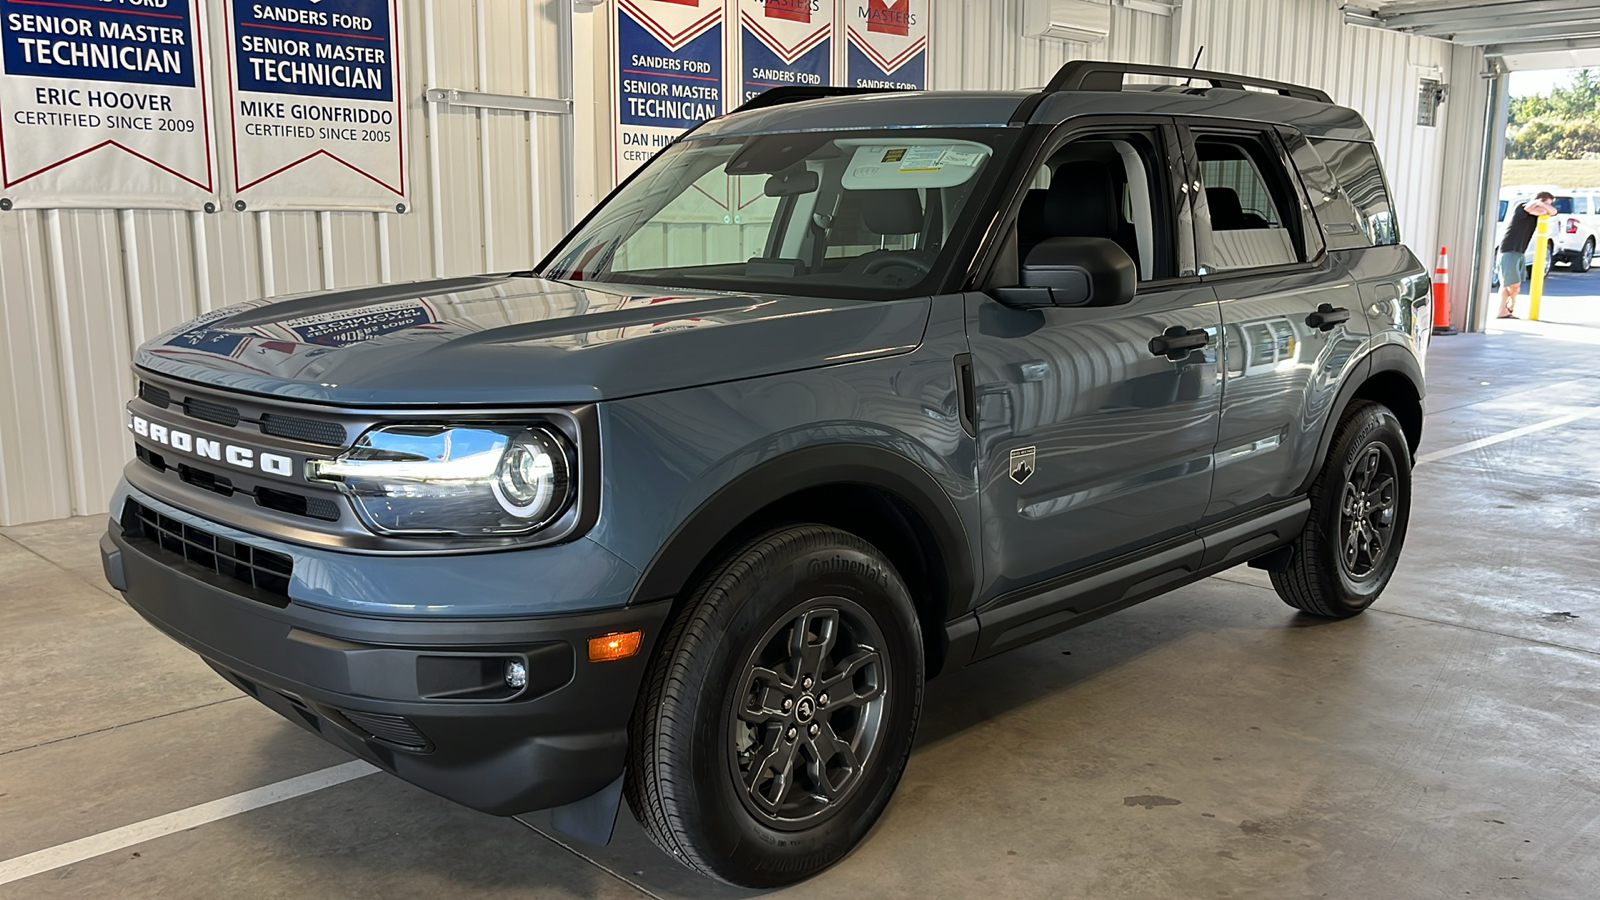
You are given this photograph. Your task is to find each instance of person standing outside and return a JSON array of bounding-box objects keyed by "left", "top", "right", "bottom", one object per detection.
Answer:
[{"left": 1498, "top": 191, "right": 1558, "bottom": 318}]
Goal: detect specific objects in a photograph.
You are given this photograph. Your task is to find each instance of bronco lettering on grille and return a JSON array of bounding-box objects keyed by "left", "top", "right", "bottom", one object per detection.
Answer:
[{"left": 127, "top": 413, "right": 295, "bottom": 479}]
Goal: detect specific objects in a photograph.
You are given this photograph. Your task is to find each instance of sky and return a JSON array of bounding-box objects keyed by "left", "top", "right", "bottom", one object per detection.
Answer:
[{"left": 1509, "top": 69, "right": 1585, "bottom": 98}]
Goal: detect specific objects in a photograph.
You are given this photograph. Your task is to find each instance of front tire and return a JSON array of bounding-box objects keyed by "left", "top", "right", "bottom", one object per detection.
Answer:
[
  {"left": 625, "top": 525, "right": 923, "bottom": 887},
  {"left": 1271, "top": 400, "right": 1412, "bottom": 617}
]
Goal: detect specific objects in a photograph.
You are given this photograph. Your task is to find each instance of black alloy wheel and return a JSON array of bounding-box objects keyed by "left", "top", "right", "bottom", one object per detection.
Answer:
[
  {"left": 1337, "top": 442, "right": 1399, "bottom": 581},
  {"left": 1270, "top": 400, "right": 1412, "bottom": 618},
  {"left": 626, "top": 525, "right": 923, "bottom": 888},
  {"left": 729, "top": 599, "right": 889, "bottom": 829}
]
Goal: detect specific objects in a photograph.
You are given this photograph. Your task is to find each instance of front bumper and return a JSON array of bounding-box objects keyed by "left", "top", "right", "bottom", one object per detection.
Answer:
[{"left": 101, "top": 495, "right": 669, "bottom": 816}]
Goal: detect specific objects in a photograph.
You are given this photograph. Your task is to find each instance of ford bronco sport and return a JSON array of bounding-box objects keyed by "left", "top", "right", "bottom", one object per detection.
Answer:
[{"left": 102, "top": 61, "right": 1429, "bottom": 887}]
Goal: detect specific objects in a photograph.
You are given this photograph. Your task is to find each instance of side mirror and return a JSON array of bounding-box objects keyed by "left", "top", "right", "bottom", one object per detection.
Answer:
[{"left": 993, "top": 237, "right": 1137, "bottom": 310}]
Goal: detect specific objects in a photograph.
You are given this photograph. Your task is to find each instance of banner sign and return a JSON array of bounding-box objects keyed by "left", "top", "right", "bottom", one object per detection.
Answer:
[
  {"left": 224, "top": 0, "right": 406, "bottom": 211},
  {"left": 614, "top": 0, "right": 724, "bottom": 181},
  {"left": 845, "top": 0, "right": 928, "bottom": 90},
  {"left": 0, "top": 0, "right": 215, "bottom": 209},
  {"left": 736, "top": 0, "right": 832, "bottom": 107}
]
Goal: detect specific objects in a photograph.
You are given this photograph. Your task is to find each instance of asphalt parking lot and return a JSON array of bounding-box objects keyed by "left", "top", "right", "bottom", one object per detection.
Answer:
[{"left": 4, "top": 270, "right": 1600, "bottom": 899}]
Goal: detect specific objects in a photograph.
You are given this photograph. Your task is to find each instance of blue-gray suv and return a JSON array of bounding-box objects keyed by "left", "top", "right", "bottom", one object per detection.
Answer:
[{"left": 101, "top": 61, "right": 1429, "bottom": 887}]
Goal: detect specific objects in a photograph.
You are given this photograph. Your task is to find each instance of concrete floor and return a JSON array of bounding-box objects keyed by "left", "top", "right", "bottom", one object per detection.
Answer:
[{"left": 4, "top": 272, "right": 1600, "bottom": 898}]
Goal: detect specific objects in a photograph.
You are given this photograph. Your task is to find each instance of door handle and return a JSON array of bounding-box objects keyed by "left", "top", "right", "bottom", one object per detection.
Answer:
[
  {"left": 1148, "top": 325, "right": 1211, "bottom": 361},
  {"left": 1306, "top": 304, "right": 1351, "bottom": 332}
]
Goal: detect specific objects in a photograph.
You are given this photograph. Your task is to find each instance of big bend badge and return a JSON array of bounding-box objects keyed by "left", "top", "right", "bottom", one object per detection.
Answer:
[{"left": 1009, "top": 446, "right": 1036, "bottom": 485}]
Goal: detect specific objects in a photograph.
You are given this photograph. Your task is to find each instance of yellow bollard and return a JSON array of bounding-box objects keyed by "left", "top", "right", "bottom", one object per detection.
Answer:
[{"left": 1529, "top": 215, "right": 1550, "bottom": 322}]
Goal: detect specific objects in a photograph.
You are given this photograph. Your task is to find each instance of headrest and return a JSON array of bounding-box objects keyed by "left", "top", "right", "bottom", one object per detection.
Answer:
[
  {"left": 1018, "top": 189, "right": 1048, "bottom": 237},
  {"left": 863, "top": 189, "right": 924, "bottom": 235},
  {"left": 1206, "top": 187, "right": 1246, "bottom": 228},
  {"left": 1043, "top": 161, "right": 1117, "bottom": 239}
]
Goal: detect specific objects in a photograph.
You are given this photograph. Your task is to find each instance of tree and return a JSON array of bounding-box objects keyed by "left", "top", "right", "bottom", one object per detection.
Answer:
[{"left": 1506, "top": 69, "right": 1600, "bottom": 159}]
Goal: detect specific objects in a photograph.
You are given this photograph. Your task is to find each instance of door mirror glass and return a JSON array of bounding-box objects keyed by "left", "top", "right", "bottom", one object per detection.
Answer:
[{"left": 994, "top": 237, "right": 1136, "bottom": 309}]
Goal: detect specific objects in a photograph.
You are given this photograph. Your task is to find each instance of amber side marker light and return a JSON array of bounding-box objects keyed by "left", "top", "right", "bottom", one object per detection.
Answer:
[{"left": 588, "top": 630, "right": 643, "bottom": 662}]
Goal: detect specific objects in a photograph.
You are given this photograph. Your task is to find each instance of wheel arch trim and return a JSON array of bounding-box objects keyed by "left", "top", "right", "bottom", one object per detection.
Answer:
[
  {"left": 627, "top": 444, "right": 977, "bottom": 627},
  {"left": 1300, "top": 344, "right": 1424, "bottom": 493}
]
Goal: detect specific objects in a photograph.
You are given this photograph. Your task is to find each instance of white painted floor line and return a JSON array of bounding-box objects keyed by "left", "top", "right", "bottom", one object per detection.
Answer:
[
  {"left": 0, "top": 760, "right": 377, "bottom": 887},
  {"left": 1417, "top": 406, "right": 1600, "bottom": 465}
]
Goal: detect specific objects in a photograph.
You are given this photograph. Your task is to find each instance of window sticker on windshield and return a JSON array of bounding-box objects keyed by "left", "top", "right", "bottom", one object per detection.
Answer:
[
  {"left": 841, "top": 142, "right": 991, "bottom": 190},
  {"left": 897, "top": 147, "right": 947, "bottom": 172}
]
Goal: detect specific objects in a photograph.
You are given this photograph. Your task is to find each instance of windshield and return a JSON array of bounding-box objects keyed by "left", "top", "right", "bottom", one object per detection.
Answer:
[{"left": 541, "top": 128, "right": 1019, "bottom": 299}]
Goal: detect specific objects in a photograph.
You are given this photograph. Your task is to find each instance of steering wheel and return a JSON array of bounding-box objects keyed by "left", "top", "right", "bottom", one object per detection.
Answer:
[{"left": 860, "top": 253, "right": 932, "bottom": 277}]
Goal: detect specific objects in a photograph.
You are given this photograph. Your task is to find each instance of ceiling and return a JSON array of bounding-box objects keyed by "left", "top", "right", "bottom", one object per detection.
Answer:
[{"left": 1344, "top": 0, "right": 1600, "bottom": 69}]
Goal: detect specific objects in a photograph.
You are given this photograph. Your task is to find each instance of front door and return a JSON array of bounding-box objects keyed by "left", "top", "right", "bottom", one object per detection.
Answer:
[{"left": 967, "top": 122, "right": 1222, "bottom": 602}]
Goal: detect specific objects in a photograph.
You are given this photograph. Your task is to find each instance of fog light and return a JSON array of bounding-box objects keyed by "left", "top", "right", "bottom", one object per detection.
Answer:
[
  {"left": 505, "top": 660, "right": 528, "bottom": 688},
  {"left": 588, "top": 630, "right": 643, "bottom": 662}
]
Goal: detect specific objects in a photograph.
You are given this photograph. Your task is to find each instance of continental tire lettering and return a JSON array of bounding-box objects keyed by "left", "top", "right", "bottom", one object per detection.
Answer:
[{"left": 808, "top": 555, "right": 890, "bottom": 588}]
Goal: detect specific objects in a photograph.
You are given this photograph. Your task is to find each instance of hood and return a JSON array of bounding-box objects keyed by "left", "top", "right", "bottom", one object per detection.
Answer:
[{"left": 136, "top": 276, "right": 931, "bottom": 406}]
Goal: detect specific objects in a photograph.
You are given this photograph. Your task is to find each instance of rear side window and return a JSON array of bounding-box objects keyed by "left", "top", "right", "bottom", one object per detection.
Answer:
[
  {"left": 1577, "top": 197, "right": 1590, "bottom": 215},
  {"left": 1551, "top": 197, "right": 1576, "bottom": 215},
  {"left": 1308, "top": 138, "right": 1399, "bottom": 247},
  {"left": 1193, "top": 132, "right": 1308, "bottom": 274}
]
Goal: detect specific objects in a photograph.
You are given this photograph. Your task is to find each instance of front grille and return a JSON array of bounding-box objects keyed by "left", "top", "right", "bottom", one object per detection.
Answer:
[
  {"left": 261, "top": 413, "right": 346, "bottom": 447},
  {"left": 135, "top": 453, "right": 341, "bottom": 524},
  {"left": 183, "top": 396, "right": 242, "bottom": 428},
  {"left": 135, "top": 445, "right": 167, "bottom": 472},
  {"left": 138, "top": 382, "right": 171, "bottom": 408},
  {"left": 121, "top": 500, "right": 293, "bottom": 605},
  {"left": 256, "top": 485, "right": 340, "bottom": 522},
  {"left": 177, "top": 464, "right": 235, "bottom": 497},
  {"left": 139, "top": 381, "right": 348, "bottom": 448},
  {"left": 339, "top": 710, "right": 430, "bottom": 750}
]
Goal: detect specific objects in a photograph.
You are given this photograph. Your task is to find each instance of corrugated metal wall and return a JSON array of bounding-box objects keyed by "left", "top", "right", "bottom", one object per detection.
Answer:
[
  {"left": 0, "top": 0, "right": 574, "bottom": 526},
  {"left": 0, "top": 0, "right": 1492, "bottom": 526}
]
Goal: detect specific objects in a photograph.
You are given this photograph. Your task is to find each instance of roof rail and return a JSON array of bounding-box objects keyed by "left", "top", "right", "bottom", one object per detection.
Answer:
[
  {"left": 732, "top": 85, "right": 905, "bottom": 114},
  {"left": 1045, "top": 61, "right": 1333, "bottom": 105}
]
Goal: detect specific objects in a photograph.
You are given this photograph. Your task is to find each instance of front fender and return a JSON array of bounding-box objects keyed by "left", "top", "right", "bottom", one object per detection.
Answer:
[{"left": 628, "top": 441, "right": 977, "bottom": 624}]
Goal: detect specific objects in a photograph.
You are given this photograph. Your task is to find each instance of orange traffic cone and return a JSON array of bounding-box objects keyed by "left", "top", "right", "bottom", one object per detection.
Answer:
[{"left": 1432, "top": 247, "right": 1457, "bottom": 335}]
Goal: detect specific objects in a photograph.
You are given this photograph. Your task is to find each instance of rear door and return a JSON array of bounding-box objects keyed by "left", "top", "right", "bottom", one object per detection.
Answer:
[{"left": 1180, "top": 122, "right": 1371, "bottom": 521}]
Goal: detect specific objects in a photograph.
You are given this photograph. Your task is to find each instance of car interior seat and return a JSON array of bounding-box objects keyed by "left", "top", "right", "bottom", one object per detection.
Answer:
[
  {"left": 1205, "top": 187, "right": 1270, "bottom": 230},
  {"left": 842, "top": 189, "right": 926, "bottom": 274},
  {"left": 1023, "top": 160, "right": 1141, "bottom": 277}
]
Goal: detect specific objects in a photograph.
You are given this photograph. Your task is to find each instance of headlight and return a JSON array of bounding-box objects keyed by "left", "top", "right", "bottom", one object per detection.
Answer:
[{"left": 307, "top": 424, "right": 574, "bottom": 536}]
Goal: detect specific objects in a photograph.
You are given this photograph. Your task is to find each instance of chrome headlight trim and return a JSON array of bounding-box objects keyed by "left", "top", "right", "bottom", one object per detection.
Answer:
[{"left": 307, "top": 423, "right": 576, "bottom": 538}]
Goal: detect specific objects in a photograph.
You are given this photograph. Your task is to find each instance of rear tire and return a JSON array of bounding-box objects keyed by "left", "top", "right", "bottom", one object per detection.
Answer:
[
  {"left": 1575, "top": 238, "right": 1595, "bottom": 274},
  {"left": 625, "top": 525, "right": 923, "bottom": 887},
  {"left": 1271, "top": 400, "right": 1412, "bottom": 618}
]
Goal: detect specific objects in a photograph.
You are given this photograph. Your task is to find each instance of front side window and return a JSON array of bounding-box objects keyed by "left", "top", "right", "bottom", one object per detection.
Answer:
[
  {"left": 542, "top": 128, "right": 1019, "bottom": 299},
  {"left": 1011, "top": 130, "right": 1177, "bottom": 283}
]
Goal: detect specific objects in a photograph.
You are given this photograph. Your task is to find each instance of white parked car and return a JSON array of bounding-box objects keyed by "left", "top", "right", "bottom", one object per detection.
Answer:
[{"left": 1496, "top": 188, "right": 1598, "bottom": 276}]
